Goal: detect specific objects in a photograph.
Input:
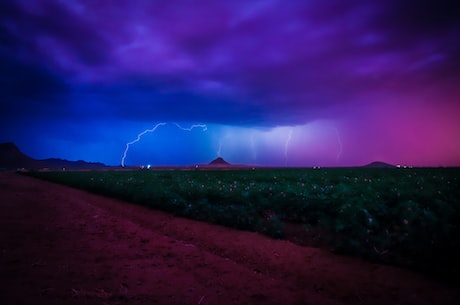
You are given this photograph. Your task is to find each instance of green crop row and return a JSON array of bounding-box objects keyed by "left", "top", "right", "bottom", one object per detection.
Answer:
[{"left": 24, "top": 168, "right": 460, "bottom": 281}]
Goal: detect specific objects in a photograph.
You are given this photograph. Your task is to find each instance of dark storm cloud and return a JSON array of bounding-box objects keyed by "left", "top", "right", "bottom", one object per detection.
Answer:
[
  {"left": 0, "top": 0, "right": 111, "bottom": 125},
  {"left": 79, "top": 79, "right": 267, "bottom": 126},
  {"left": 384, "top": 0, "right": 460, "bottom": 34},
  {"left": 1, "top": 0, "right": 459, "bottom": 167},
  {"left": 0, "top": 0, "right": 110, "bottom": 66},
  {"left": 368, "top": 0, "right": 460, "bottom": 78},
  {"left": 1, "top": 0, "right": 459, "bottom": 127},
  {"left": 0, "top": 49, "right": 70, "bottom": 127},
  {"left": 0, "top": 54, "right": 66, "bottom": 100}
]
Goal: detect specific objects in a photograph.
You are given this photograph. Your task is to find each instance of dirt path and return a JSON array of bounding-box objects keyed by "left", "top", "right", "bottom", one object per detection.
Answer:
[{"left": 0, "top": 172, "right": 458, "bottom": 305}]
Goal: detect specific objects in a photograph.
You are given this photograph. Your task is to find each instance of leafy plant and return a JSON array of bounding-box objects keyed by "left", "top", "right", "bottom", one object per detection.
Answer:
[{"left": 24, "top": 167, "right": 460, "bottom": 280}]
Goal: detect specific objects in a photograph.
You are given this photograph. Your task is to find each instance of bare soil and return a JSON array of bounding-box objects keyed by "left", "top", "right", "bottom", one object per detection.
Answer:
[{"left": 0, "top": 172, "right": 458, "bottom": 305}]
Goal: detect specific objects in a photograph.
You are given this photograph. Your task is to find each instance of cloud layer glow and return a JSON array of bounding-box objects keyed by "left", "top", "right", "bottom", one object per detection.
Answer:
[{"left": 1, "top": 0, "right": 459, "bottom": 166}]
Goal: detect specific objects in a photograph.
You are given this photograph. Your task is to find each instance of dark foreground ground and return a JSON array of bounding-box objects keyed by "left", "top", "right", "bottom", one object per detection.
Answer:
[{"left": 0, "top": 172, "right": 458, "bottom": 305}]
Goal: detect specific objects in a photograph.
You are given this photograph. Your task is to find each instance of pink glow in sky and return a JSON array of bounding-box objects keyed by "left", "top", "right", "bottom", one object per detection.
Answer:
[{"left": 1, "top": 0, "right": 459, "bottom": 166}]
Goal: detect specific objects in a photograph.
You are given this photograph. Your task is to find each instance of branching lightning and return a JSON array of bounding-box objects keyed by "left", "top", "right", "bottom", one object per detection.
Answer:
[
  {"left": 121, "top": 122, "right": 207, "bottom": 167},
  {"left": 173, "top": 123, "right": 208, "bottom": 132},
  {"left": 284, "top": 128, "right": 293, "bottom": 166},
  {"left": 121, "top": 122, "right": 166, "bottom": 167},
  {"left": 121, "top": 123, "right": 340, "bottom": 167}
]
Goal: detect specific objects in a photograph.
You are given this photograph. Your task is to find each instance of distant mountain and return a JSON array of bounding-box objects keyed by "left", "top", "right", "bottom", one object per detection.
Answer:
[
  {"left": 362, "top": 161, "right": 396, "bottom": 168},
  {"left": 0, "top": 142, "right": 38, "bottom": 169},
  {"left": 0, "top": 142, "right": 108, "bottom": 170},
  {"left": 209, "top": 157, "right": 230, "bottom": 166}
]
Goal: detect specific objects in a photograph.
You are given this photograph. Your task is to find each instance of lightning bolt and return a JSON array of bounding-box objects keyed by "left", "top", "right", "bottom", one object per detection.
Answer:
[
  {"left": 216, "top": 132, "right": 231, "bottom": 158},
  {"left": 284, "top": 128, "right": 293, "bottom": 166},
  {"left": 173, "top": 123, "right": 208, "bottom": 132},
  {"left": 217, "top": 141, "right": 222, "bottom": 157},
  {"left": 121, "top": 122, "right": 167, "bottom": 167},
  {"left": 250, "top": 133, "right": 257, "bottom": 161},
  {"left": 121, "top": 122, "right": 207, "bottom": 167},
  {"left": 332, "top": 127, "right": 343, "bottom": 162}
]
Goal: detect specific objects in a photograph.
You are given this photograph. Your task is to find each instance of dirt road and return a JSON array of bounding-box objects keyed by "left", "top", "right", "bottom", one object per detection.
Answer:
[{"left": 0, "top": 172, "right": 458, "bottom": 305}]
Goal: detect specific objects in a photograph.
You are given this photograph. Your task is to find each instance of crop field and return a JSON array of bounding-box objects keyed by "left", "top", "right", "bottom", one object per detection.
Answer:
[{"left": 25, "top": 167, "right": 460, "bottom": 280}]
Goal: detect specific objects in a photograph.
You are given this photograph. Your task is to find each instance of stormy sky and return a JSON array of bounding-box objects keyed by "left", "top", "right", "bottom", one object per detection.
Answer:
[{"left": 1, "top": 0, "right": 459, "bottom": 167}]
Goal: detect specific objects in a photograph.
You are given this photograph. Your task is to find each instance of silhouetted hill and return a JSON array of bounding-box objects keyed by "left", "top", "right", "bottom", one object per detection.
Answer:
[
  {"left": 209, "top": 157, "right": 230, "bottom": 166},
  {"left": 362, "top": 161, "right": 395, "bottom": 168},
  {"left": 0, "top": 142, "right": 108, "bottom": 170},
  {"left": 0, "top": 142, "right": 39, "bottom": 169}
]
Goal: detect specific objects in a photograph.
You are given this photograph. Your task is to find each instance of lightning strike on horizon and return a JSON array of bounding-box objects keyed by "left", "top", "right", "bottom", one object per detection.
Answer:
[
  {"left": 250, "top": 133, "right": 257, "bottom": 161},
  {"left": 121, "top": 122, "right": 208, "bottom": 167},
  {"left": 217, "top": 141, "right": 222, "bottom": 157},
  {"left": 284, "top": 128, "right": 293, "bottom": 166},
  {"left": 331, "top": 127, "right": 343, "bottom": 162},
  {"left": 216, "top": 133, "right": 231, "bottom": 158},
  {"left": 121, "top": 122, "right": 167, "bottom": 167}
]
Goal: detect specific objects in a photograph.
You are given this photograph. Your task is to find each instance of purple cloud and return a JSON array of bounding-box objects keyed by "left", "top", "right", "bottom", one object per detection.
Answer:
[{"left": 1, "top": 0, "right": 459, "bottom": 166}]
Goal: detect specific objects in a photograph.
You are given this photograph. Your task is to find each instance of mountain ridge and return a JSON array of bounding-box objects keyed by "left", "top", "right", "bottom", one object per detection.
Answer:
[{"left": 0, "top": 142, "right": 107, "bottom": 170}]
